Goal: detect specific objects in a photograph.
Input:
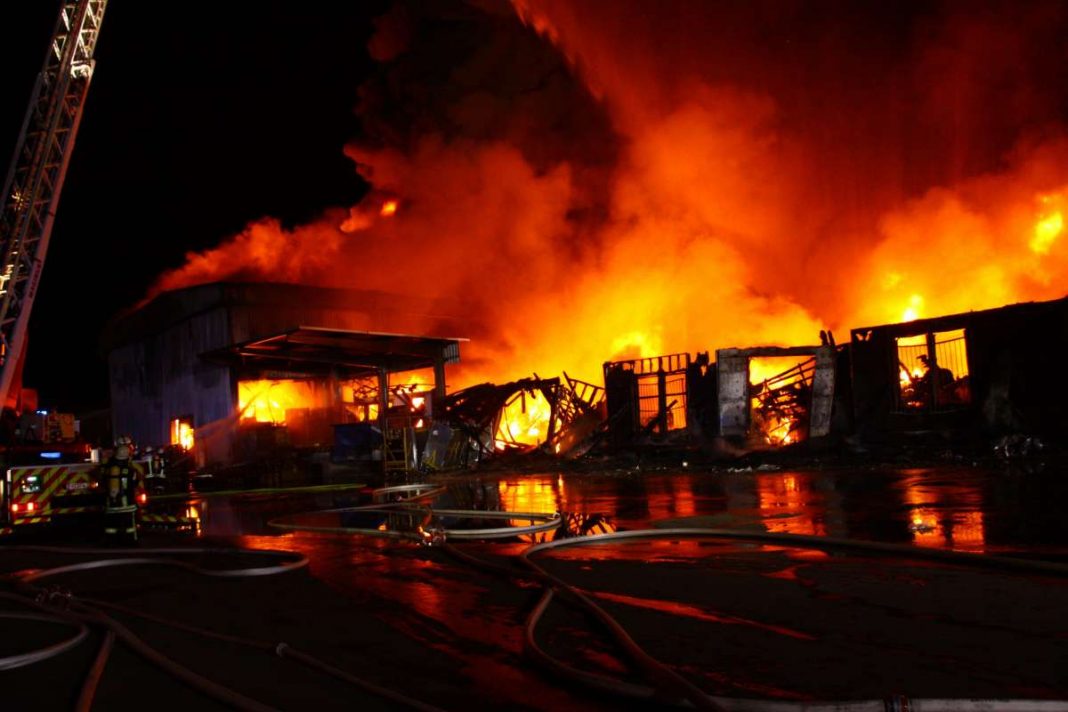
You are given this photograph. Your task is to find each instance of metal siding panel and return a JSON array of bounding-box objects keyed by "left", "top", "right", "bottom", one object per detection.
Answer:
[
  {"left": 108, "top": 344, "right": 163, "bottom": 446},
  {"left": 810, "top": 346, "right": 836, "bottom": 437},
  {"left": 716, "top": 349, "right": 750, "bottom": 437}
]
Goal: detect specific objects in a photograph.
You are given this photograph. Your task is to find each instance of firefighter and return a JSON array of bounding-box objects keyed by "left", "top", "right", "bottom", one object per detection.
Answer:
[
  {"left": 102, "top": 436, "right": 141, "bottom": 543},
  {"left": 143, "top": 445, "right": 166, "bottom": 494}
]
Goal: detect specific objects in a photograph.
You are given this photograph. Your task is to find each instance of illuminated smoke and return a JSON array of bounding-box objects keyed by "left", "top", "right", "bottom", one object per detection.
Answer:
[{"left": 148, "top": 0, "right": 1068, "bottom": 385}]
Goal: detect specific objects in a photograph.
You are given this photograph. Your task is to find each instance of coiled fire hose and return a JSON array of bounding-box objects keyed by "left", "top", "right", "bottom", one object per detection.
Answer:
[
  {"left": 5, "top": 485, "right": 1066, "bottom": 712},
  {"left": 0, "top": 545, "right": 444, "bottom": 712},
  {"left": 270, "top": 486, "right": 1068, "bottom": 712},
  {"left": 514, "top": 529, "right": 1068, "bottom": 712},
  {"left": 0, "top": 610, "right": 89, "bottom": 671}
]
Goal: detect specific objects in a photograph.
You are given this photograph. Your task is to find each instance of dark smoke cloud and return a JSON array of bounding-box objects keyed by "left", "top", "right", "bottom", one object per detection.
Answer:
[{"left": 152, "top": 0, "right": 1068, "bottom": 384}]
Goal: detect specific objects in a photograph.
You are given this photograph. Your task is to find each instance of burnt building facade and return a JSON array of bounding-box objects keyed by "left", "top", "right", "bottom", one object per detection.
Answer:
[
  {"left": 849, "top": 297, "right": 1068, "bottom": 439},
  {"left": 102, "top": 282, "right": 468, "bottom": 465}
]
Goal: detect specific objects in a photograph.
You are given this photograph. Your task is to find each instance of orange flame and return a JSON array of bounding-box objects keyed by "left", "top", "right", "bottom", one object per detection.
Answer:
[
  {"left": 144, "top": 3, "right": 1068, "bottom": 394},
  {"left": 494, "top": 389, "right": 554, "bottom": 450}
]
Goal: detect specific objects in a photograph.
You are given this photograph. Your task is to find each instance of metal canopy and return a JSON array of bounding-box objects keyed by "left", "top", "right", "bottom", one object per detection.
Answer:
[{"left": 200, "top": 326, "right": 464, "bottom": 377}]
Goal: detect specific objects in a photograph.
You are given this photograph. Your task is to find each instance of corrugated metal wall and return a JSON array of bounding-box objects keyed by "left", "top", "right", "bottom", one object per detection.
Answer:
[
  {"left": 108, "top": 307, "right": 233, "bottom": 456},
  {"left": 106, "top": 282, "right": 472, "bottom": 463}
]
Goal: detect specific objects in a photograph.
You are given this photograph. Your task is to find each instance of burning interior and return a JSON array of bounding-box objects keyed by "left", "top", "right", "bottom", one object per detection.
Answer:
[
  {"left": 103, "top": 282, "right": 467, "bottom": 470},
  {"left": 851, "top": 297, "right": 1068, "bottom": 438}
]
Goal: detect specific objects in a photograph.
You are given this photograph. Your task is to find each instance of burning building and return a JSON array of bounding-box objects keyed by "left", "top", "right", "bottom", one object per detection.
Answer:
[
  {"left": 102, "top": 282, "right": 468, "bottom": 466},
  {"left": 602, "top": 345, "right": 837, "bottom": 450},
  {"left": 849, "top": 296, "right": 1068, "bottom": 440}
]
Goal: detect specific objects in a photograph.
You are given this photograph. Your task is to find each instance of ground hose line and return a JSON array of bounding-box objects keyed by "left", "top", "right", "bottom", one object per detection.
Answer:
[
  {"left": 268, "top": 502, "right": 561, "bottom": 542},
  {"left": 0, "top": 591, "right": 279, "bottom": 712},
  {"left": 151, "top": 481, "right": 368, "bottom": 502},
  {"left": 4, "top": 544, "right": 445, "bottom": 711},
  {"left": 268, "top": 502, "right": 433, "bottom": 541},
  {"left": 8, "top": 550, "right": 309, "bottom": 584},
  {"left": 519, "top": 528, "right": 1068, "bottom": 711},
  {"left": 372, "top": 484, "right": 448, "bottom": 503},
  {"left": 520, "top": 548, "right": 723, "bottom": 711},
  {"left": 1, "top": 547, "right": 304, "bottom": 710},
  {"left": 0, "top": 610, "right": 90, "bottom": 670},
  {"left": 74, "top": 630, "right": 114, "bottom": 712},
  {"left": 275, "top": 644, "right": 446, "bottom": 712},
  {"left": 2, "top": 546, "right": 309, "bottom": 580},
  {"left": 81, "top": 597, "right": 447, "bottom": 712},
  {"left": 441, "top": 536, "right": 720, "bottom": 709},
  {"left": 68, "top": 600, "right": 280, "bottom": 712}
]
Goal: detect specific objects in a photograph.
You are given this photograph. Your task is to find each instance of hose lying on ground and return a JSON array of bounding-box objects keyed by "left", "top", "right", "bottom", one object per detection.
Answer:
[
  {"left": 80, "top": 596, "right": 446, "bottom": 712},
  {"left": 3, "top": 545, "right": 308, "bottom": 582},
  {"left": 279, "top": 485, "right": 1068, "bottom": 711},
  {"left": 0, "top": 590, "right": 279, "bottom": 712},
  {"left": 1, "top": 544, "right": 443, "bottom": 712},
  {"left": 268, "top": 501, "right": 561, "bottom": 542},
  {"left": 0, "top": 610, "right": 89, "bottom": 671},
  {"left": 515, "top": 528, "right": 1068, "bottom": 712},
  {"left": 75, "top": 630, "right": 114, "bottom": 712}
]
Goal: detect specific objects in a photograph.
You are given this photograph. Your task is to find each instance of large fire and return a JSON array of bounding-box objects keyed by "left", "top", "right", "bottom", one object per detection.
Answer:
[
  {"left": 749, "top": 356, "right": 812, "bottom": 446},
  {"left": 494, "top": 388, "right": 555, "bottom": 450},
  {"left": 146, "top": 1, "right": 1068, "bottom": 395}
]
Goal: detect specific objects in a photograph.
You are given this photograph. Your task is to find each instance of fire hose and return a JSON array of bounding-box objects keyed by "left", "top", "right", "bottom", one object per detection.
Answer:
[
  {"left": 0, "top": 545, "right": 444, "bottom": 712},
  {"left": 5, "top": 486, "right": 1066, "bottom": 711},
  {"left": 0, "top": 610, "right": 89, "bottom": 670},
  {"left": 270, "top": 486, "right": 1068, "bottom": 711},
  {"left": 515, "top": 529, "right": 1068, "bottom": 712},
  {"left": 267, "top": 502, "right": 562, "bottom": 542}
]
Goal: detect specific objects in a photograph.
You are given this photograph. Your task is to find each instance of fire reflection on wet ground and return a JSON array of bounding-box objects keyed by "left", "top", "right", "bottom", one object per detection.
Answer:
[{"left": 162, "top": 466, "right": 1067, "bottom": 705}]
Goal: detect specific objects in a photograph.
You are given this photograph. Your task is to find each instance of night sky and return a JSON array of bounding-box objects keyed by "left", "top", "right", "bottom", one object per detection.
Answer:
[
  {"left": 1, "top": 2, "right": 384, "bottom": 411},
  {"left": 6, "top": 1, "right": 1068, "bottom": 415}
]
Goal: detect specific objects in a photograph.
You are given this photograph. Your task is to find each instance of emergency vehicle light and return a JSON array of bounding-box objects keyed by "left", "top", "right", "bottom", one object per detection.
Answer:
[
  {"left": 10, "top": 503, "right": 18, "bottom": 513},
  {"left": 40, "top": 451, "right": 62, "bottom": 459}
]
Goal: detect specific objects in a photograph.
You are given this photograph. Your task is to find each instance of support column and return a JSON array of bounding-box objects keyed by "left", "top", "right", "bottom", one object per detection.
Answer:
[
  {"left": 377, "top": 368, "right": 389, "bottom": 433},
  {"left": 657, "top": 368, "right": 668, "bottom": 435},
  {"left": 432, "top": 358, "right": 446, "bottom": 419}
]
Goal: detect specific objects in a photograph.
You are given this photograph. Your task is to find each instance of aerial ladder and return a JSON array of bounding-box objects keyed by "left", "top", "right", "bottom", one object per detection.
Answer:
[{"left": 0, "top": 0, "right": 108, "bottom": 410}]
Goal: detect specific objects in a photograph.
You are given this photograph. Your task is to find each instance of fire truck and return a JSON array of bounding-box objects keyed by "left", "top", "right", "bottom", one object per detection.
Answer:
[
  {"left": 0, "top": 1, "right": 111, "bottom": 535},
  {"left": 1, "top": 457, "right": 149, "bottom": 534}
]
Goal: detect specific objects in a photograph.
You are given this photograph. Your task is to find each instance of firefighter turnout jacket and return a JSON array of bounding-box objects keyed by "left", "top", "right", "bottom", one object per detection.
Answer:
[{"left": 103, "top": 457, "right": 140, "bottom": 538}]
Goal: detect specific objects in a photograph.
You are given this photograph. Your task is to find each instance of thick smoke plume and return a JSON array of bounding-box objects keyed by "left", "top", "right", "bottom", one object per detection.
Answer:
[{"left": 150, "top": 0, "right": 1068, "bottom": 385}]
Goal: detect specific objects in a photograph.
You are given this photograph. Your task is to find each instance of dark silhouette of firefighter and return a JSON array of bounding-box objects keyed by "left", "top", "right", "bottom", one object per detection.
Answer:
[
  {"left": 102, "top": 436, "right": 142, "bottom": 542},
  {"left": 902, "top": 354, "right": 959, "bottom": 408}
]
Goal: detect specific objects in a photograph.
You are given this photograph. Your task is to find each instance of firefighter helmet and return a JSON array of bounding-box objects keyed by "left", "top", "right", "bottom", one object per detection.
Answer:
[{"left": 115, "top": 435, "right": 133, "bottom": 460}]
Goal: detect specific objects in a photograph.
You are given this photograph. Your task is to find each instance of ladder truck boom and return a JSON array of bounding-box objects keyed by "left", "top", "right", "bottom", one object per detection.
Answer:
[{"left": 0, "top": 0, "right": 108, "bottom": 409}]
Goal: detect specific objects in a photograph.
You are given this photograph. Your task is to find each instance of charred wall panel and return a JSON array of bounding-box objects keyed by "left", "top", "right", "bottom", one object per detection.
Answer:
[
  {"left": 109, "top": 306, "right": 233, "bottom": 456},
  {"left": 849, "top": 297, "right": 1068, "bottom": 438},
  {"left": 716, "top": 350, "right": 750, "bottom": 438},
  {"left": 104, "top": 281, "right": 480, "bottom": 463},
  {"left": 108, "top": 341, "right": 164, "bottom": 447},
  {"left": 604, "top": 366, "right": 637, "bottom": 446},
  {"left": 809, "top": 347, "right": 836, "bottom": 437},
  {"left": 848, "top": 330, "right": 896, "bottom": 434}
]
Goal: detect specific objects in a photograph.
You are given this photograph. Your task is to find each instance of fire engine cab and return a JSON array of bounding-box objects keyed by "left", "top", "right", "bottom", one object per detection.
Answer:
[{"left": 1, "top": 457, "right": 148, "bottom": 532}]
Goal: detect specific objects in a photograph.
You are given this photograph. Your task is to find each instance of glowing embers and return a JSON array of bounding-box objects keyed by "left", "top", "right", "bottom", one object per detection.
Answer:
[
  {"left": 895, "top": 329, "right": 971, "bottom": 411},
  {"left": 170, "top": 416, "right": 194, "bottom": 450},
  {"left": 748, "top": 356, "right": 814, "bottom": 446},
  {"left": 494, "top": 388, "right": 556, "bottom": 450}
]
